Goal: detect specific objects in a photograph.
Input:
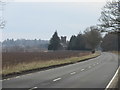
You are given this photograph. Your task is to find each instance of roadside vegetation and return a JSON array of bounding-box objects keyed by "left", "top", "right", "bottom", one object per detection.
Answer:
[
  {"left": 2, "top": 51, "right": 100, "bottom": 76},
  {"left": 110, "top": 51, "right": 120, "bottom": 55}
]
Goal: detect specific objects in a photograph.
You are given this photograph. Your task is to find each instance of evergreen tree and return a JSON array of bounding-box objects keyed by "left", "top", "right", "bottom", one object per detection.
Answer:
[
  {"left": 76, "top": 34, "right": 85, "bottom": 50},
  {"left": 68, "top": 35, "right": 76, "bottom": 50},
  {"left": 67, "top": 35, "right": 77, "bottom": 50},
  {"left": 68, "top": 34, "right": 86, "bottom": 50},
  {"left": 48, "top": 31, "right": 61, "bottom": 50}
]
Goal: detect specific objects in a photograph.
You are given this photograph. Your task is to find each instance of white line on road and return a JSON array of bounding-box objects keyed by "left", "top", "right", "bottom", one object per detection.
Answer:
[
  {"left": 29, "top": 87, "right": 38, "bottom": 90},
  {"left": 105, "top": 66, "right": 119, "bottom": 89},
  {"left": 97, "top": 63, "right": 99, "bottom": 64},
  {"left": 15, "top": 76, "right": 20, "bottom": 78},
  {"left": 3, "top": 73, "right": 34, "bottom": 81},
  {"left": 53, "top": 78, "right": 61, "bottom": 82},
  {"left": 3, "top": 76, "right": 20, "bottom": 81},
  {"left": 6, "top": 78, "right": 10, "bottom": 81},
  {"left": 70, "top": 72, "right": 76, "bottom": 75},
  {"left": 81, "top": 69, "right": 84, "bottom": 71},
  {"left": 88, "top": 66, "right": 91, "bottom": 68}
]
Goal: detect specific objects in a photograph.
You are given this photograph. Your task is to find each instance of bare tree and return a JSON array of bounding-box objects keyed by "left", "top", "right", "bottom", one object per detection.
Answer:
[
  {"left": 99, "top": 0, "right": 120, "bottom": 51},
  {"left": 99, "top": 0, "right": 120, "bottom": 32},
  {"left": 84, "top": 26, "right": 102, "bottom": 50}
]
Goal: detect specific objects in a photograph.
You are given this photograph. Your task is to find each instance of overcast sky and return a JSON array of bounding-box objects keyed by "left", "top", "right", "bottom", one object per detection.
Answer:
[
  {"left": 1, "top": 0, "right": 107, "bottom": 41},
  {"left": 13, "top": 0, "right": 108, "bottom": 2}
]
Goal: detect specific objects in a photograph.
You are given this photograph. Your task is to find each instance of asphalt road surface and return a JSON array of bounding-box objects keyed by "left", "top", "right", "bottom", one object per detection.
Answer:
[{"left": 2, "top": 52, "right": 119, "bottom": 89}]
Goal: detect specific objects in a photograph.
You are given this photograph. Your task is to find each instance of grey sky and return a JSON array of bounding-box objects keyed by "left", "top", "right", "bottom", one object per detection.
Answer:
[{"left": 2, "top": 2, "right": 106, "bottom": 41}]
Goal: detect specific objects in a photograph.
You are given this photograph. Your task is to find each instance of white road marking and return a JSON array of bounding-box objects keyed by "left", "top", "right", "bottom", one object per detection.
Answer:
[
  {"left": 3, "top": 73, "right": 34, "bottom": 81},
  {"left": 81, "top": 69, "right": 84, "bottom": 71},
  {"left": 105, "top": 67, "right": 119, "bottom": 89},
  {"left": 70, "top": 72, "right": 76, "bottom": 75},
  {"left": 53, "top": 78, "right": 61, "bottom": 82},
  {"left": 88, "top": 66, "right": 91, "bottom": 68},
  {"left": 6, "top": 78, "right": 10, "bottom": 81},
  {"left": 97, "top": 63, "right": 99, "bottom": 64},
  {"left": 3, "top": 77, "right": 18, "bottom": 81},
  {"left": 15, "top": 76, "right": 20, "bottom": 78},
  {"left": 0, "top": 80, "right": 2, "bottom": 81},
  {"left": 29, "top": 87, "right": 38, "bottom": 90}
]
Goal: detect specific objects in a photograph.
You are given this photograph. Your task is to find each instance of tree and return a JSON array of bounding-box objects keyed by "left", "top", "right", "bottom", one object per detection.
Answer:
[
  {"left": 99, "top": 0, "right": 120, "bottom": 51},
  {"left": 48, "top": 31, "right": 61, "bottom": 50},
  {"left": 67, "top": 34, "right": 86, "bottom": 50},
  {"left": 75, "top": 34, "right": 85, "bottom": 50},
  {"left": 67, "top": 35, "right": 77, "bottom": 50},
  {"left": 84, "top": 26, "right": 102, "bottom": 50},
  {"left": 99, "top": 0, "right": 120, "bottom": 32},
  {"left": 101, "top": 32, "right": 118, "bottom": 51}
]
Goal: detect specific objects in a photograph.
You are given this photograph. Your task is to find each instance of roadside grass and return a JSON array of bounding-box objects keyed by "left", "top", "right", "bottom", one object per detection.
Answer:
[
  {"left": 105, "top": 67, "right": 120, "bottom": 89},
  {"left": 2, "top": 52, "right": 100, "bottom": 76},
  {"left": 111, "top": 51, "right": 120, "bottom": 55},
  {"left": 109, "top": 51, "right": 120, "bottom": 89}
]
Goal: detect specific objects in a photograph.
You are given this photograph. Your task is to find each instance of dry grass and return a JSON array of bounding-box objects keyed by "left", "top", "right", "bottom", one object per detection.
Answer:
[
  {"left": 2, "top": 51, "right": 90, "bottom": 67},
  {"left": 110, "top": 51, "right": 120, "bottom": 55},
  {"left": 2, "top": 52, "right": 100, "bottom": 75}
]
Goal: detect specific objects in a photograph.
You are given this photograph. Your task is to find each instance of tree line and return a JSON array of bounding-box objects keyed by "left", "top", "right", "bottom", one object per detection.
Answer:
[
  {"left": 2, "top": 0, "right": 119, "bottom": 52},
  {"left": 48, "top": 27, "right": 102, "bottom": 51},
  {"left": 48, "top": 0, "right": 120, "bottom": 51},
  {"left": 99, "top": 0, "right": 119, "bottom": 51},
  {"left": 2, "top": 39, "right": 49, "bottom": 52}
]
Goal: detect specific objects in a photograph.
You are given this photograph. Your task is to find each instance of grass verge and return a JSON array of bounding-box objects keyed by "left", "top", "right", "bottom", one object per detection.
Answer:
[
  {"left": 107, "top": 51, "right": 119, "bottom": 89},
  {"left": 110, "top": 51, "right": 120, "bottom": 55},
  {"left": 2, "top": 52, "right": 100, "bottom": 78}
]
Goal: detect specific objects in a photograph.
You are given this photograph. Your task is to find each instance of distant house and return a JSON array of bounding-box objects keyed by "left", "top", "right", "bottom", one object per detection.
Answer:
[{"left": 59, "top": 36, "right": 68, "bottom": 50}]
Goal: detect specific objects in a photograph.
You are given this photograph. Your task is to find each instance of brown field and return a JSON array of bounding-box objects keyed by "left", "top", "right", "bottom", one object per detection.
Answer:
[
  {"left": 2, "top": 51, "right": 100, "bottom": 75},
  {"left": 2, "top": 51, "right": 90, "bottom": 67}
]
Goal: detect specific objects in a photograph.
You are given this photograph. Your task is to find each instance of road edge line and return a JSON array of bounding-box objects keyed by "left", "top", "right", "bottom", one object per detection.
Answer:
[{"left": 105, "top": 66, "right": 119, "bottom": 89}]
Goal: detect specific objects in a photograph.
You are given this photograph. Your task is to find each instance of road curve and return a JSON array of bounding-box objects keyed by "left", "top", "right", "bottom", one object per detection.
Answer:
[{"left": 2, "top": 52, "right": 118, "bottom": 89}]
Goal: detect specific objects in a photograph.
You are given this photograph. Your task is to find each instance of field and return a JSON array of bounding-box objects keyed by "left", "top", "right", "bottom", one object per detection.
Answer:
[
  {"left": 2, "top": 51, "right": 90, "bottom": 67},
  {"left": 2, "top": 51, "right": 100, "bottom": 76}
]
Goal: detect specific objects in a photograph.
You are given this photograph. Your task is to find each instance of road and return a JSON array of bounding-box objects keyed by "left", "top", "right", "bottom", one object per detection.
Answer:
[{"left": 2, "top": 52, "right": 119, "bottom": 89}]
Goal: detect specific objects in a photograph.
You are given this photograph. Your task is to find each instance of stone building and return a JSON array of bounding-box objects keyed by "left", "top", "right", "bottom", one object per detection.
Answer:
[{"left": 60, "top": 36, "right": 67, "bottom": 50}]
